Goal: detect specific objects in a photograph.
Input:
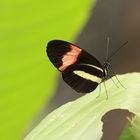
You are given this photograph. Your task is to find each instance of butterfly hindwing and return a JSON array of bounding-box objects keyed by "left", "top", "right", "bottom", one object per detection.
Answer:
[{"left": 62, "top": 63, "right": 103, "bottom": 93}]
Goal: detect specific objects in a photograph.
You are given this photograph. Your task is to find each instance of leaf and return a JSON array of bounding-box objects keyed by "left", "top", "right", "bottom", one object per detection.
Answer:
[
  {"left": 24, "top": 73, "right": 140, "bottom": 140},
  {"left": 0, "top": 0, "right": 95, "bottom": 140},
  {"left": 119, "top": 125, "right": 136, "bottom": 140}
]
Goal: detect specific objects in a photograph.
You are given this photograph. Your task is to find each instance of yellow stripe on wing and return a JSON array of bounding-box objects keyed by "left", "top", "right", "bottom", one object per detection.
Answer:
[
  {"left": 73, "top": 70, "right": 102, "bottom": 83},
  {"left": 81, "top": 64, "right": 103, "bottom": 72}
]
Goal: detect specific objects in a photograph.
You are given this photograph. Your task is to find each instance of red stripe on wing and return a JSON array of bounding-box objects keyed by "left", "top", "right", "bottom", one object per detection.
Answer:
[{"left": 59, "top": 45, "right": 81, "bottom": 71}]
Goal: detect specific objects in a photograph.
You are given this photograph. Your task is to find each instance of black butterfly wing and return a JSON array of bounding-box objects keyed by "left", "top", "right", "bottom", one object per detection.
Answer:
[
  {"left": 47, "top": 40, "right": 104, "bottom": 93},
  {"left": 62, "top": 49, "right": 104, "bottom": 93},
  {"left": 62, "top": 63, "right": 103, "bottom": 93},
  {"left": 47, "top": 40, "right": 71, "bottom": 71}
]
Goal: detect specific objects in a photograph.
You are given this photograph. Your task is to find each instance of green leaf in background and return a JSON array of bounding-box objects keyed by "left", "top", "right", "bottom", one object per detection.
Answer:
[
  {"left": 24, "top": 73, "right": 140, "bottom": 140},
  {"left": 0, "top": 0, "right": 95, "bottom": 140},
  {"left": 120, "top": 124, "right": 136, "bottom": 140}
]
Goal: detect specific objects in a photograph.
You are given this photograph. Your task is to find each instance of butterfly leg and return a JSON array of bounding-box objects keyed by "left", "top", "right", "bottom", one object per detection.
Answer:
[
  {"left": 108, "top": 74, "right": 126, "bottom": 89},
  {"left": 107, "top": 75, "right": 119, "bottom": 88},
  {"left": 114, "top": 75, "right": 126, "bottom": 89},
  {"left": 103, "top": 81, "right": 108, "bottom": 100},
  {"left": 96, "top": 81, "right": 108, "bottom": 100},
  {"left": 96, "top": 83, "right": 102, "bottom": 98}
]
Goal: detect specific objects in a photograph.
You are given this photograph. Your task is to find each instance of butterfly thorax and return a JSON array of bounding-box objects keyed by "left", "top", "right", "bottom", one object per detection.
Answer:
[{"left": 103, "top": 61, "right": 111, "bottom": 80}]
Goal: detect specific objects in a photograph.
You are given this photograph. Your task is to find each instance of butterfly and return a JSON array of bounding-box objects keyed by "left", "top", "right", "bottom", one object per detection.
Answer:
[{"left": 46, "top": 40, "right": 127, "bottom": 93}]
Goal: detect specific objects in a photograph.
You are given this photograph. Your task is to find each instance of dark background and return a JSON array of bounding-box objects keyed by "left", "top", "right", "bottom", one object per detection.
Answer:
[{"left": 46, "top": 0, "right": 140, "bottom": 139}]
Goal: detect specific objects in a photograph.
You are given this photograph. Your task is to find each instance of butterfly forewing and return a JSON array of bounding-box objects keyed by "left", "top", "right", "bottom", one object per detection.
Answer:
[
  {"left": 46, "top": 40, "right": 104, "bottom": 93},
  {"left": 47, "top": 40, "right": 71, "bottom": 70}
]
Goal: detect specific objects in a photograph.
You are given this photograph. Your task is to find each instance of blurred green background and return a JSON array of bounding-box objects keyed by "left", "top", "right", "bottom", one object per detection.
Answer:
[
  {"left": 1, "top": 0, "right": 140, "bottom": 140},
  {"left": 0, "top": 0, "right": 93, "bottom": 139}
]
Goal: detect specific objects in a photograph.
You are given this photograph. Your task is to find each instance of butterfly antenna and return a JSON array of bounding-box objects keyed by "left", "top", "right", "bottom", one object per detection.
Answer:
[
  {"left": 107, "top": 41, "right": 128, "bottom": 62},
  {"left": 106, "top": 37, "right": 110, "bottom": 61}
]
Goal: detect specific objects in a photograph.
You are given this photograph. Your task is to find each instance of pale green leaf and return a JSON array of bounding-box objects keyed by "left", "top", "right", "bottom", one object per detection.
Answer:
[{"left": 24, "top": 73, "right": 140, "bottom": 140}]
